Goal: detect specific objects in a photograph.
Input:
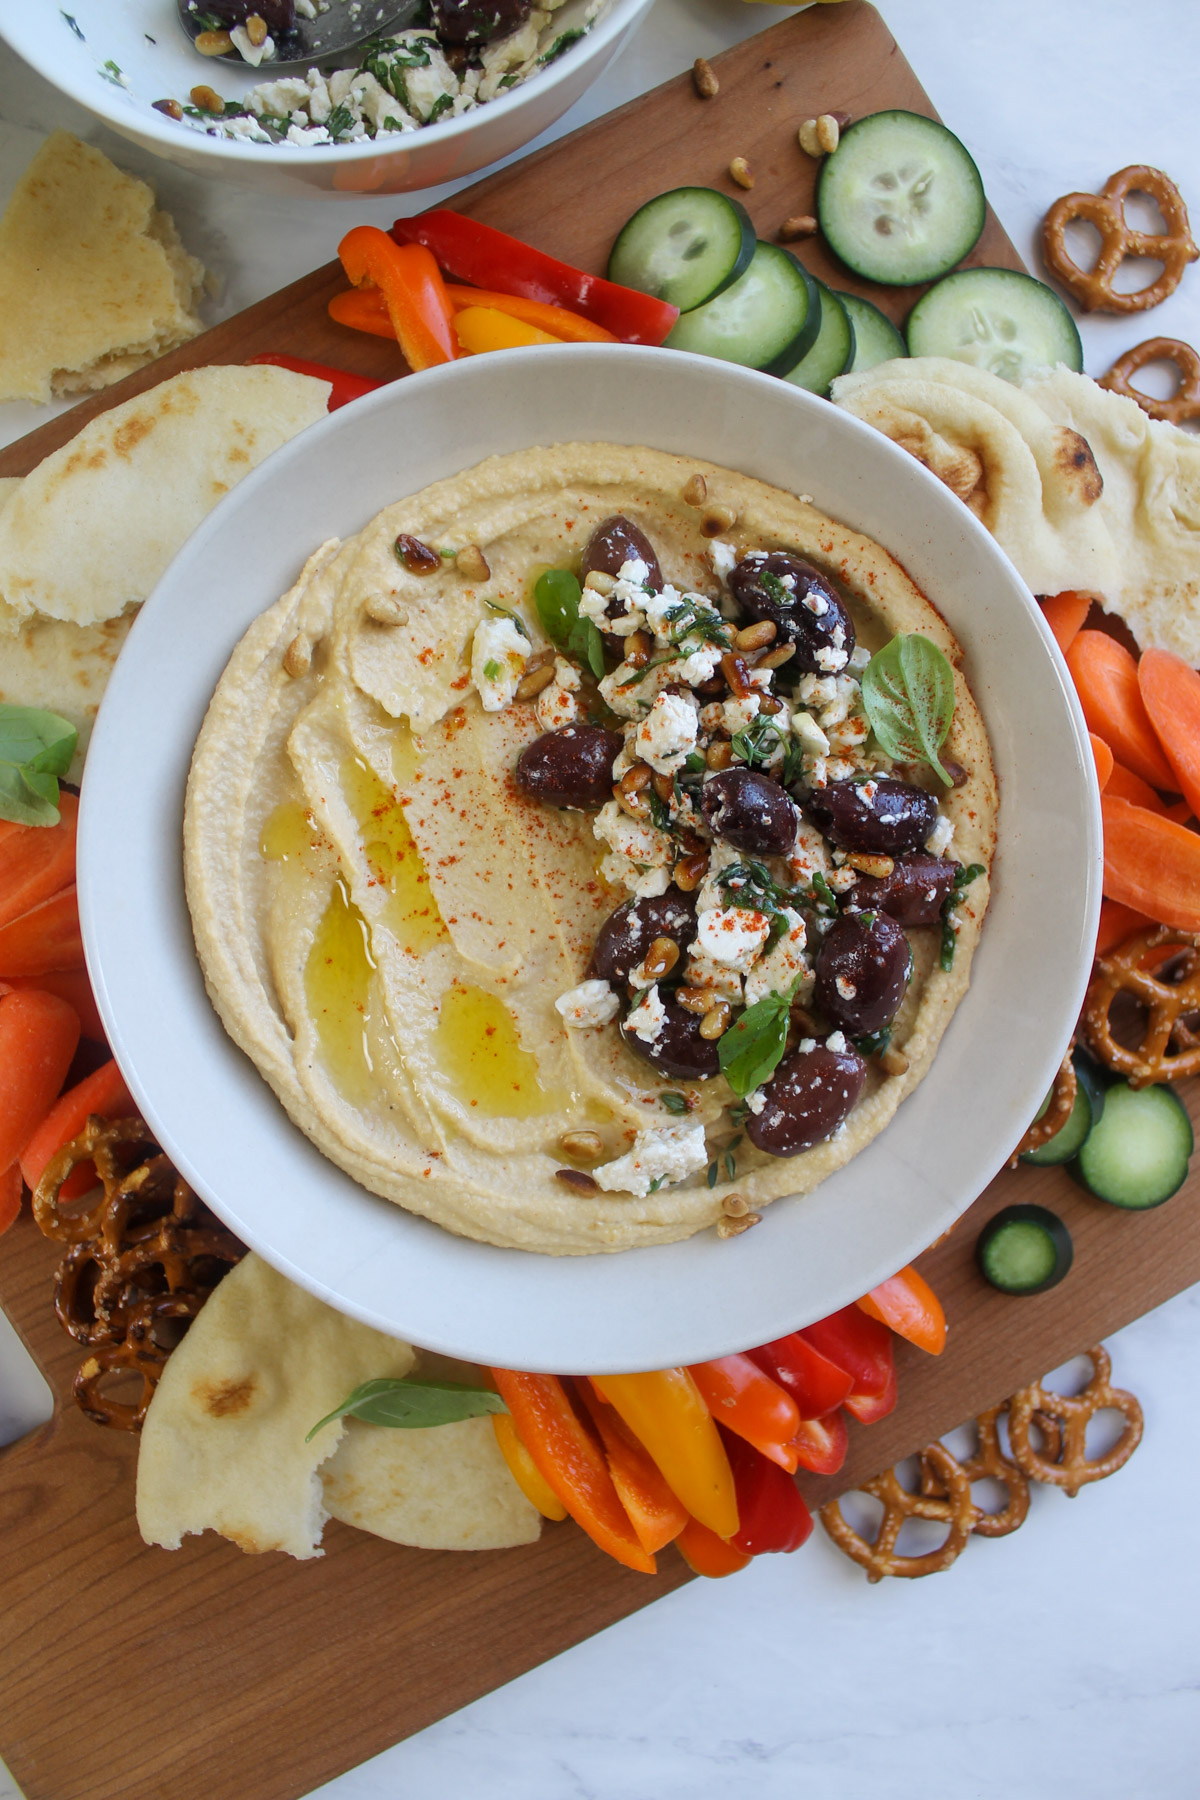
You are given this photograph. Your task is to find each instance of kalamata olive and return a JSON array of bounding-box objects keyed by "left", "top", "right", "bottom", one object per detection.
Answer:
[
  {"left": 205, "top": 0, "right": 294, "bottom": 27},
  {"left": 814, "top": 913, "right": 912, "bottom": 1037},
  {"left": 620, "top": 996, "right": 720, "bottom": 1080},
  {"left": 514, "top": 725, "right": 621, "bottom": 809},
  {"left": 589, "top": 893, "right": 697, "bottom": 983},
  {"left": 727, "top": 552, "right": 854, "bottom": 675},
  {"left": 699, "top": 768, "right": 798, "bottom": 856},
  {"left": 581, "top": 515, "right": 664, "bottom": 592},
  {"left": 430, "top": 0, "right": 532, "bottom": 45},
  {"left": 844, "top": 854, "right": 959, "bottom": 927},
  {"left": 803, "top": 777, "right": 938, "bottom": 857},
  {"left": 745, "top": 1043, "right": 867, "bottom": 1157}
]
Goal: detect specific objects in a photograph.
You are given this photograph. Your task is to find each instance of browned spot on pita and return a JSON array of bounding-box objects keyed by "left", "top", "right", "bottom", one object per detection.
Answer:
[
  {"left": 1055, "top": 428, "right": 1103, "bottom": 505},
  {"left": 195, "top": 1375, "right": 258, "bottom": 1417},
  {"left": 112, "top": 413, "right": 156, "bottom": 458}
]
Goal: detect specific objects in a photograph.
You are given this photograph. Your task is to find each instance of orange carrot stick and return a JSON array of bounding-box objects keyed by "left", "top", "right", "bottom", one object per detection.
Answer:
[
  {"left": 2, "top": 968, "right": 103, "bottom": 1041},
  {"left": 1137, "top": 649, "right": 1200, "bottom": 822},
  {"left": 0, "top": 988, "right": 80, "bottom": 1171},
  {"left": 1100, "top": 795, "right": 1200, "bottom": 932},
  {"left": 0, "top": 793, "right": 77, "bottom": 932},
  {"left": 1096, "top": 897, "right": 1155, "bottom": 958},
  {"left": 1039, "top": 590, "right": 1096, "bottom": 657},
  {"left": 1066, "top": 632, "right": 1175, "bottom": 791},
  {"left": 1105, "top": 761, "right": 1169, "bottom": 815},
  {"left": 0, "top": 884, "right": 83, "bottom": 976},
  {"left": 1089, "top": 733, "right": 1114, "bottom": 790},
  {"left": 0, "top": 1160, "right": 21, "bottom": 1236},
  {"left": 19, "top": 1057, "right": 134, "bottom": 1199},
  {"left": 857, "top": 1266, "right": 947, "bottom": 1354}
]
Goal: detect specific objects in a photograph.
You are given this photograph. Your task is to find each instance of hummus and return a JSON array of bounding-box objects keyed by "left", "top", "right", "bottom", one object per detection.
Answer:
[{"left": 184, "top": 444, "right": 996, "bottom": 1254}]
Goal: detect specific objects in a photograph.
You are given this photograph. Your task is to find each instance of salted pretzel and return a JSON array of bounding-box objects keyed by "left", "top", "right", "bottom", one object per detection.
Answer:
[
  {"left": 1081, "top": 926, "right": 1200, "bottom": 1085},
  {"left": 1042, "top": 166, "right": 1198, "bottom": 313},
  {"left": 1010, "top": 1050, "right": 1077, "bottom": 1164},
  {"left": 1099, "top": 337, "right": 1200, "bottom": 425},
  {"left": 819, "top": 1442, "right": 977, "bottom": 1580},
  {"left": 1007, "top": 1347, "right": 1143, "bottom": 1497},
  {"left": 919, "top": 1407, "right": 1030, "bottom": 1538}
]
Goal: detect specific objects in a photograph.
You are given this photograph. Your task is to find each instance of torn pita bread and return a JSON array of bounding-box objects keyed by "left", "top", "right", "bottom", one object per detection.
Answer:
[
  {"left": 0, "top": 611, "right": 132, "bottom": 780},
  {"left": 0, "top": 131, "right": 206, "bottom": 404}
]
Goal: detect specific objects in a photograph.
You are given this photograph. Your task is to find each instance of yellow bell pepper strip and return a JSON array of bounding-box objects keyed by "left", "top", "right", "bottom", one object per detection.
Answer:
[
  {"left": 491, "top": 1412, "right": 567, "bottom": 1521},
  {"left": 337, "top": 226, "right": 457, "bottom": 371},
  {"left": 328, "top": 286, "right": 397, "bottom": 340},
  {"left": 443, "top": 285, "right": 618, "bottom": 343},
  {"left": 577, "top": 1382, "right": 688, "bottom": 1555},
  {"left": 674, "top": 1516, "right": 752, "bottom": 1579},
  {"left": 488, "top": 1368, "right": 656, "bottom": 1574},
  {"left": 454, "top": 306, "right": 563, "bottom": 355},
  {"left": 857, "top": 1265, "right": 947, "bottom": 1355},
  {"left": 590, "top": 1370, "right": 739, "bottom": 1541},
  {"left": 687, "top": 1355, "right": 802, "bottom": 1474}
]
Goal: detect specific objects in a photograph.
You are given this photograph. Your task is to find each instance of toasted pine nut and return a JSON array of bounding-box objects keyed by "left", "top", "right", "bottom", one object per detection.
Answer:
[
  {"left": 674, "top": 852, "right": 710, "bottom": 892},
  {"left": 676, "top": 986, "right": 713, "bottom": 1015},
  {"left": 798, "top": 117, "right": 822, "bottom": 157},
  {"left": 624, "top": 629, "right": 652, "bottom": 668},
  {"left": 615, "top": 786, "right": 651, "bottom": 822},
  {"left": 816, "top": 112, "right": 841, "bottom": 153},
  {"left": 758, "top": 694, "right": 785, "bottom": 716},
  {"left": 643, "top": 936, "right": 680, "bottom": 981},
  {"left": 555, "top": 1167, "right": 599, "bottom": 1194},
  {"left": 651, "top": 771, "right": 675, "bottom": 803},
  {"left": 245, "top": 12, "right": 268, "bottom": 45},
  {"left": 700, "top": 504, "right": 738, "bottom": 537},
  {"left": 559, "top": 1129, "right": 604, "bottom": 1163},
  {"left": 729, "top": 156, "right": 754, "bottom": 190},
  {"left": 365, "top": 595, "right": 410, "bottom": 626},
  {"left": 846, "top": 852, "right": 895, "bottom": 878},
  {"left": 699, "top": 1001, "right": 732, "bottom": 1040},
  {"left": 735, "top": 620, "right": 777, "bottom": 652},
  {"left": 283, "top": 633, "right": 311, "bottom": 678},
  {"left": 682, "top": 473, "right": 708, "bottom": 506},
  {"left": 515, "top": 663, "right": 556, "bottom": 700},
  {"left": 583, "top": 569, "right": 617, "bottom": 595},
  {"left": 722, "top": 1191, "right": 751, "bottom": 1218},
  {"left": 717, "top": 1211, "right": 761, "bottom": 1239},
  {"left": 455, "top": 544, "right": 490, "bottom": 581},
  {"left": 193, "top": 34, "right": 232, "bottom": 58},
  {"left": 758, "top": 643, "right": 796, "bottom": 670},
  {"left": 620, "top": 763, "right": 653, "bottom": 796},
  {"left": 692, "top": 56, "right": 719, "bottom": 98},
  {"left": 190, "top": 82, "right": 227, "bottom": 109},
  {"left": 879, "top": 1046, "right": 910, "bottom": 1078},
  {"left": 721, "top": 651, "right": 754, "bottom": 698},
  {"left": 779, "top": 214, "right": 818, "bottom": 241},
  {"left": 153, "top": 97, "right": 184, "bottom": 119},
  {"left": 705, "top": 740, "right": 734, "bottom": 771}
]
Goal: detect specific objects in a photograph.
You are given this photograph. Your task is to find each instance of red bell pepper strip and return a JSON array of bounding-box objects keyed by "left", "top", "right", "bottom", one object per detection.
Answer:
[
  {"left": 338, "top": 226, "right": 458, "bottom": 371},
  {"left": 842, "top": 1353, "right": 898, "bottom": 1425},
  {"left": 328, "top": 287, "right": 398, "bottom": 341},
  {"left": 247, "top": 352, "right": 384, "bottom": 410},
  {"left": 687, "top": 1355, "right": 801, "bottom": 1473},
  {"left": 720, "top": 1430, "right": 814, "bottom": 1556},
  {"left": 746, "top": 1333, "right": 854, "bottom": 1420},
  {"left": 858, "top": 1266, "right": 947, "bottom": 1355},
  {"left": 20, "top": 1058, "right": 135, "bottom": 1202},
  {"left": 788, "top": 1408, "right": 848, "bottom": 1477},
  {"left": 674, "top": 1516, "right": 752, "bottom": 1579},
  {"left": 489, "top": 1369, "right": 655, "bottom": 1574},
  {"left": 577, "top": 1382, "right": 688, "bottom": 1555},
  {"left": 799, "top": 1304, "right": 895, "bottom": 1402},
  {"left": 390, "top": 211, "right": 680, "bottom": 345}
]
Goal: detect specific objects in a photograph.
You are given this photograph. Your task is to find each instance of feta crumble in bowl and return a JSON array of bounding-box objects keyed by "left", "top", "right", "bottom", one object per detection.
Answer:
[
  {"left": 79, "top": 346, "right": 1100, "bottom": 1370},
  {"left": 0, "top": 0, "right": 653, "bottom": 196}
]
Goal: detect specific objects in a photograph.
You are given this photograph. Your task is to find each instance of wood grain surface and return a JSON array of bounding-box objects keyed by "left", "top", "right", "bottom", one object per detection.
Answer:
[{"left": 2, "top": 7, "right": 1196, "bottom": 1800}]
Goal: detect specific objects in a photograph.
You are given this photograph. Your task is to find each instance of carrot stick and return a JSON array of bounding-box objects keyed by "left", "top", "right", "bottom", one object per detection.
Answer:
[
  {"left": 0, "top": 988, "right": 80, "bottom": 1170},
  {"left": 2, "top": 967, "right": 103, "bottom": 1041},
  {"left": 0, "top": 1160, "right": 21, "bottom": 1235},
  {"left": 0, "top": 885, "right": 83, "bottom": 975},
  {"left": 0, "top": 793, "right": 77, "bottom": 932},
  {"left": 1089, "top": 733, "right": 1114, "bottom": 790},
  {"left": 1039, "top": 590, "right": 1097, "bottom": 657},
  {"left": 1105, "top": 761, "right": 1168, "bottom": 815},
  {"left": 1100, "top": 795, "right": 1200, "bottom": 932},
  {"left": 20, "top": 1057, "right": 134, "bottom": 1199},
  {"left": 1096, "top": 897, "right": 1155, "bottom": 958},
  {"left": 1066, "top": 632, "right": 1175, "bottom": 791},
  {"left": 1137, "top": 649, "right": 1200, "bottom": 823}
]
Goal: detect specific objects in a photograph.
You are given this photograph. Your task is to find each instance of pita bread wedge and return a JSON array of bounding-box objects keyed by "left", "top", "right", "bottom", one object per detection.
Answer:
[
  {"left": 0, "top": 131, "right": 207, "bottom": 404},
  {"left": 0, "top": 612, "right": 132, "bottom": 780}
]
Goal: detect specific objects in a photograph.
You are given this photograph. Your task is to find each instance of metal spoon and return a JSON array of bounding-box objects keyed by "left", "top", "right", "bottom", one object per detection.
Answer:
[{"left": 177, "top": 1, "right": 424, "bottom": 69}]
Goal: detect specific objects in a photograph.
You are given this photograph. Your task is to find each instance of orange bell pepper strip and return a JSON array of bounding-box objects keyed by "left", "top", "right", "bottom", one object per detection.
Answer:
[
  {"left": 443, "top": 285, "right": 617, "bottom": 343},
  {"left": 328, "top": 286, "right": 397, "bottom": 341},
  {"left": 687, "top": 1355, "right": 801, "bottom": 1473},
  {"left": 337, "top": 226, "right": 457, "bottom": 371},
  {"left": 488, "top": 1369, "right": 655, "bottom": 1573},
  {"left": 454, "top": 306, "right": 563, "bottom": 355},
  {"left": 577, "top": 1382, "right": 687, "bottom": 1554},
  {"left": 590, "top": 1369, "right": 739, "bottom": 1540},
  {"left": 490, "top": 1412, "right": 568, "bottom": 1521},
  {"left": 858, "top": 1265, "right": 947, "bottom": 1355},
  {"left": 675, "top": 1516, "right": 752, "bottom": 1578}
]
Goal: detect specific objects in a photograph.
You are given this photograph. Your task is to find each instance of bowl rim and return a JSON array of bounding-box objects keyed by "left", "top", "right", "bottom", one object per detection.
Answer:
[{"left": 77, "top": 343, "right": 1103, "bottom": 1369}]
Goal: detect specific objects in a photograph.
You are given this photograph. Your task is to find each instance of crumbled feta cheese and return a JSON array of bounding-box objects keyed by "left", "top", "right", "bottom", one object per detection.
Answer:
[
  {"left": 634, "top": 691, "right": 698, "bottom": 774},
  {"left": 696, "top": 906, "right": 771, "bottom": 971},
  {"left": 786, "top": 818, "right": 831, "bottom": 885},
  {"left": 743, "top": 910, "right": 810, "bottom": 1005},
  {"left": 722, "top": 694, "right": 760, "bottom": 735},
  {"left": 625, "top": 984, "right": 668, "bottom": 1045},
  {"left": 835, "top": 974, "right": 857, "bottom": 1000},
  {"left": 555, "top": 979, "right": 619, "bottom": 1030},
  {"left": 593, "top": 1121, "right": 709, "bottom": 1197},
  {"left": 797, "top": 1037, "right": 817, "bottom": 1054},
  {"left": 676, "top": 643, "right": 724, "bottom": 686},
  {"left": 594, "top": 801, "right": 675, "bottom": 892},
  {"left": 791, "top": 710, "right": 830, "bottom": 758},
  {"left": 695, "top": 840, "right": 745, "bottom": 914},
  {"left": 825, "top": 713, "right": 870, "bottom": 755},
  {"left": 815, "top": 641, "right": 850, "bottom": 673},
  {"left": 745, "top": 1088, "right": 768, "bottom": 1116},
  {"left": 847, "top": 644, "right": 871, "bottom": 673},
  {"left": 681, "top": 953, "right": 743, "bottom": 1003},
  {"left": 478, "top": 10, "right": 547, "bottom": 102},
  {"left": 231, "top": 24, "right": 275, "bottom": 65},
  {"left": 534, "top": 657, "right": 580, "bottom": 731},
  {"left": 401, "top": 46, "right": 461, "bottom": 122},
  {"left": 826, "top": 867, "right": 859, "bottom": 894},
  {"left": 709, "top": 539, "right": 738, "bottom": 582},
  {"left": 248, "top": 75, "right": 312, "bottom": 114},
  {"left": 925, "top": 813, "right": 955, "bottom": 858},
  {"left": 826, "top": 1031, "right": 848, "bottom": 1054},
  {"left": 471, "top": 615, "right": 528, "bottom": 711}
]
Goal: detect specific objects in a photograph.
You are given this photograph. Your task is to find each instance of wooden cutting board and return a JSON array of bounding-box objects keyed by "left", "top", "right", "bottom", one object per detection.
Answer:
[{"left": 2, "top": 7, "right": 1198, "bottom": 1799}]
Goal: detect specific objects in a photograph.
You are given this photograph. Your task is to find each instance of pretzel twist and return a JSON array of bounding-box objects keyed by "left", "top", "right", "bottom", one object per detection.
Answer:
[
  {"left": 820, "top": 1442, "right": 977, "bottom": 1580},
  {"left": 1042, "top": 166, "right": 1198, "bottom": 313},
  {"left": 919, "top": 1407, "right": 1030, "bottom": 1537},
  {"left": 1011, "top": 1051, "right": 1077, "bottom": 1164},
  {"left": 1099, "top": 337, "right": 1200, "bottom": 424},
  {"left": 1082, "top": 927, "right": 1200, "bottom": 1085},
  {"left": 1007, "top": 1347, "right": 1143, "bottom": 1496}
]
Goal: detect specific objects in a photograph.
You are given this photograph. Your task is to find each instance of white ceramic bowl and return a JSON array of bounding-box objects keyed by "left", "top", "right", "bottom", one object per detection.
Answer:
[
  {"left": 79, "top": 346, "right": 1102, "bottom": 1371},
  {"left": 0, "top": 0, "right": 653, "bottom": 196}
]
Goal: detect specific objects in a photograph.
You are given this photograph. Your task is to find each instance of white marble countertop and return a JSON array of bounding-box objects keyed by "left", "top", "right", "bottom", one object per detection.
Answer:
[{"left": 1, "top": 1, "right": 1198, "bottom": 1795}]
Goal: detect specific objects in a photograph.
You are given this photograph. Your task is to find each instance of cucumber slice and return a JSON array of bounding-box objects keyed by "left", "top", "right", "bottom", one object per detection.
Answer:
[
  {"left": 608, "top": 188, "right": 756, "bottom": 314},
  {"left": 906, "top": 267, "right": 1084, "bottom": 381},
  {"left": 1075, "top": 1080, "right": 1194, "bottom": 1209},
  {"left": 1020, "top": 1051, "right": 1106, "bottom": 1167},
  {"left": 817, "top": 110, "right": 985, "bottom": 286},
  {"left": 836, "top": 292, "right": 906, "bottom": 373},
  {"left": 977, "top": 1205, "right": 1074, "bottom": 1296},
  {"left": 666, "top": 243, "right": 821, "bottom": 372},
  {"left": 781, "top": 283, "right": 854, "bottom": 395}
]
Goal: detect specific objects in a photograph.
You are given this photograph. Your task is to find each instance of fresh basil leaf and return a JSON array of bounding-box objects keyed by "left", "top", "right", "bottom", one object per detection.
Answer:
[
  {"left": 0, "top": 705, "right": 77, "bottom": 826},
  {"left": 568, "top": 615, "right": 606, "bottom": 679},
  {"left": 718, "top": 988, "right": 793, "bottom": 1099},
  {"left": 307, "top": 1375, "right": 507, "bottom": 1441},
  {"left": 534, "top": 568, "right": 582, "bottom": 647},
  {"left": 861, "top": 633, "right": 956, "bottom": 785}
]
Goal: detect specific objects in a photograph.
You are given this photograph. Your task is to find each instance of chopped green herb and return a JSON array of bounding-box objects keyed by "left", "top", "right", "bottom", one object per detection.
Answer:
[
  {"left": 100, "top": 59, "right": 125, "bottom": 85},
  {"left": 730, "top": 712, "right": 786, "bottom": 772},
  {"left": 707, "top": 1160, "right": 720, "bottom": 1189},
  {"left": 717, "top": 976, "right": 804, "bottom": 1098},
  {"left": 426, "top": 91, "right": 454, "bottom": 123},
  {"left": 325, "top": 102, "right": 356, "bottom": 140},
  {"left": 861, "top": 633, "right": 956, "bottom": 786},
  {"left": 683, "top": 751, "right": 707, "bottom": 776},
  {"left": 482, "top": 599, "right": 530, "bottom": 639},
  {"left": 61, "top": 11, "right": 85, "bottom": 38},
  {"left": 538, "top": 27, "right": 587, "bottom": 63},
  {"left": 483, "top": 658, "right": 502, "bottom": 681},
  {"left": 0, "top": 705, "right": 78, "bottom": 827},
  {"left": 854, "top": 1026, "right": 892, "bottom": 1057},
  {"left": 807, "top": 870, "right": 839, "bottom": 915},
  {"left": 307, "top": 1376, "right": 507, "bottom": 1441},
  {"left": 498, "top": 73, "right": 522, "bottom": 89},
  {"left": 660, "top": 1091, "right": 689, "bottom": 1116},
  {"left": 648, "top": 1175, "right": 667, "bottom": 1193},
  {"left": 940, "top": 862, "right": 985, "bottom": 970}
]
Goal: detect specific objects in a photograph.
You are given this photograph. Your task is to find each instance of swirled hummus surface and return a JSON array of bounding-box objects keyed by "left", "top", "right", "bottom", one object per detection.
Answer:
[{"left": 184, "top": 444, "right": 996, "bottom": 1253}]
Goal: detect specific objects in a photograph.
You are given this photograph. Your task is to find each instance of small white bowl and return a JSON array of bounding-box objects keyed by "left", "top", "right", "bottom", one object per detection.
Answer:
[
  {"left": 79, "top": 346, "right": 1101, "bottom": 1371},
  {"left": 0, "top": 0, "right": 653, "bottom": 196}
]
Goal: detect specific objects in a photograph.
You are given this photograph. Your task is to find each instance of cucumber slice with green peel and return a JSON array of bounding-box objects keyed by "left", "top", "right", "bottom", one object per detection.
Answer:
[
  {"left": 781, "top": 282, "right": 854, "bottom": 395},
  {"left": 977, "top": 1205, "right": 1074, "bottom": 1296},
  {"left": 1020, "top": 1051, "right": 1106, "bottom": 1167},
  {"left": 1075, "top": 1080, "right": 1194, "bottom": 1209},
  {"left": 666, "top": 243, "right": 821, "bottom": 372},
  {"left": 817, "top": 110, "right": 985, "bottom": 286},
  {"left": 607, "top": 188, "right": 756, "bottom": 314},
  {"left": 836, "top": 292, "right": 906, "bottom": 373},
  {"left": 905, "top": 267, "right": 1084, "bottom": 381}
]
